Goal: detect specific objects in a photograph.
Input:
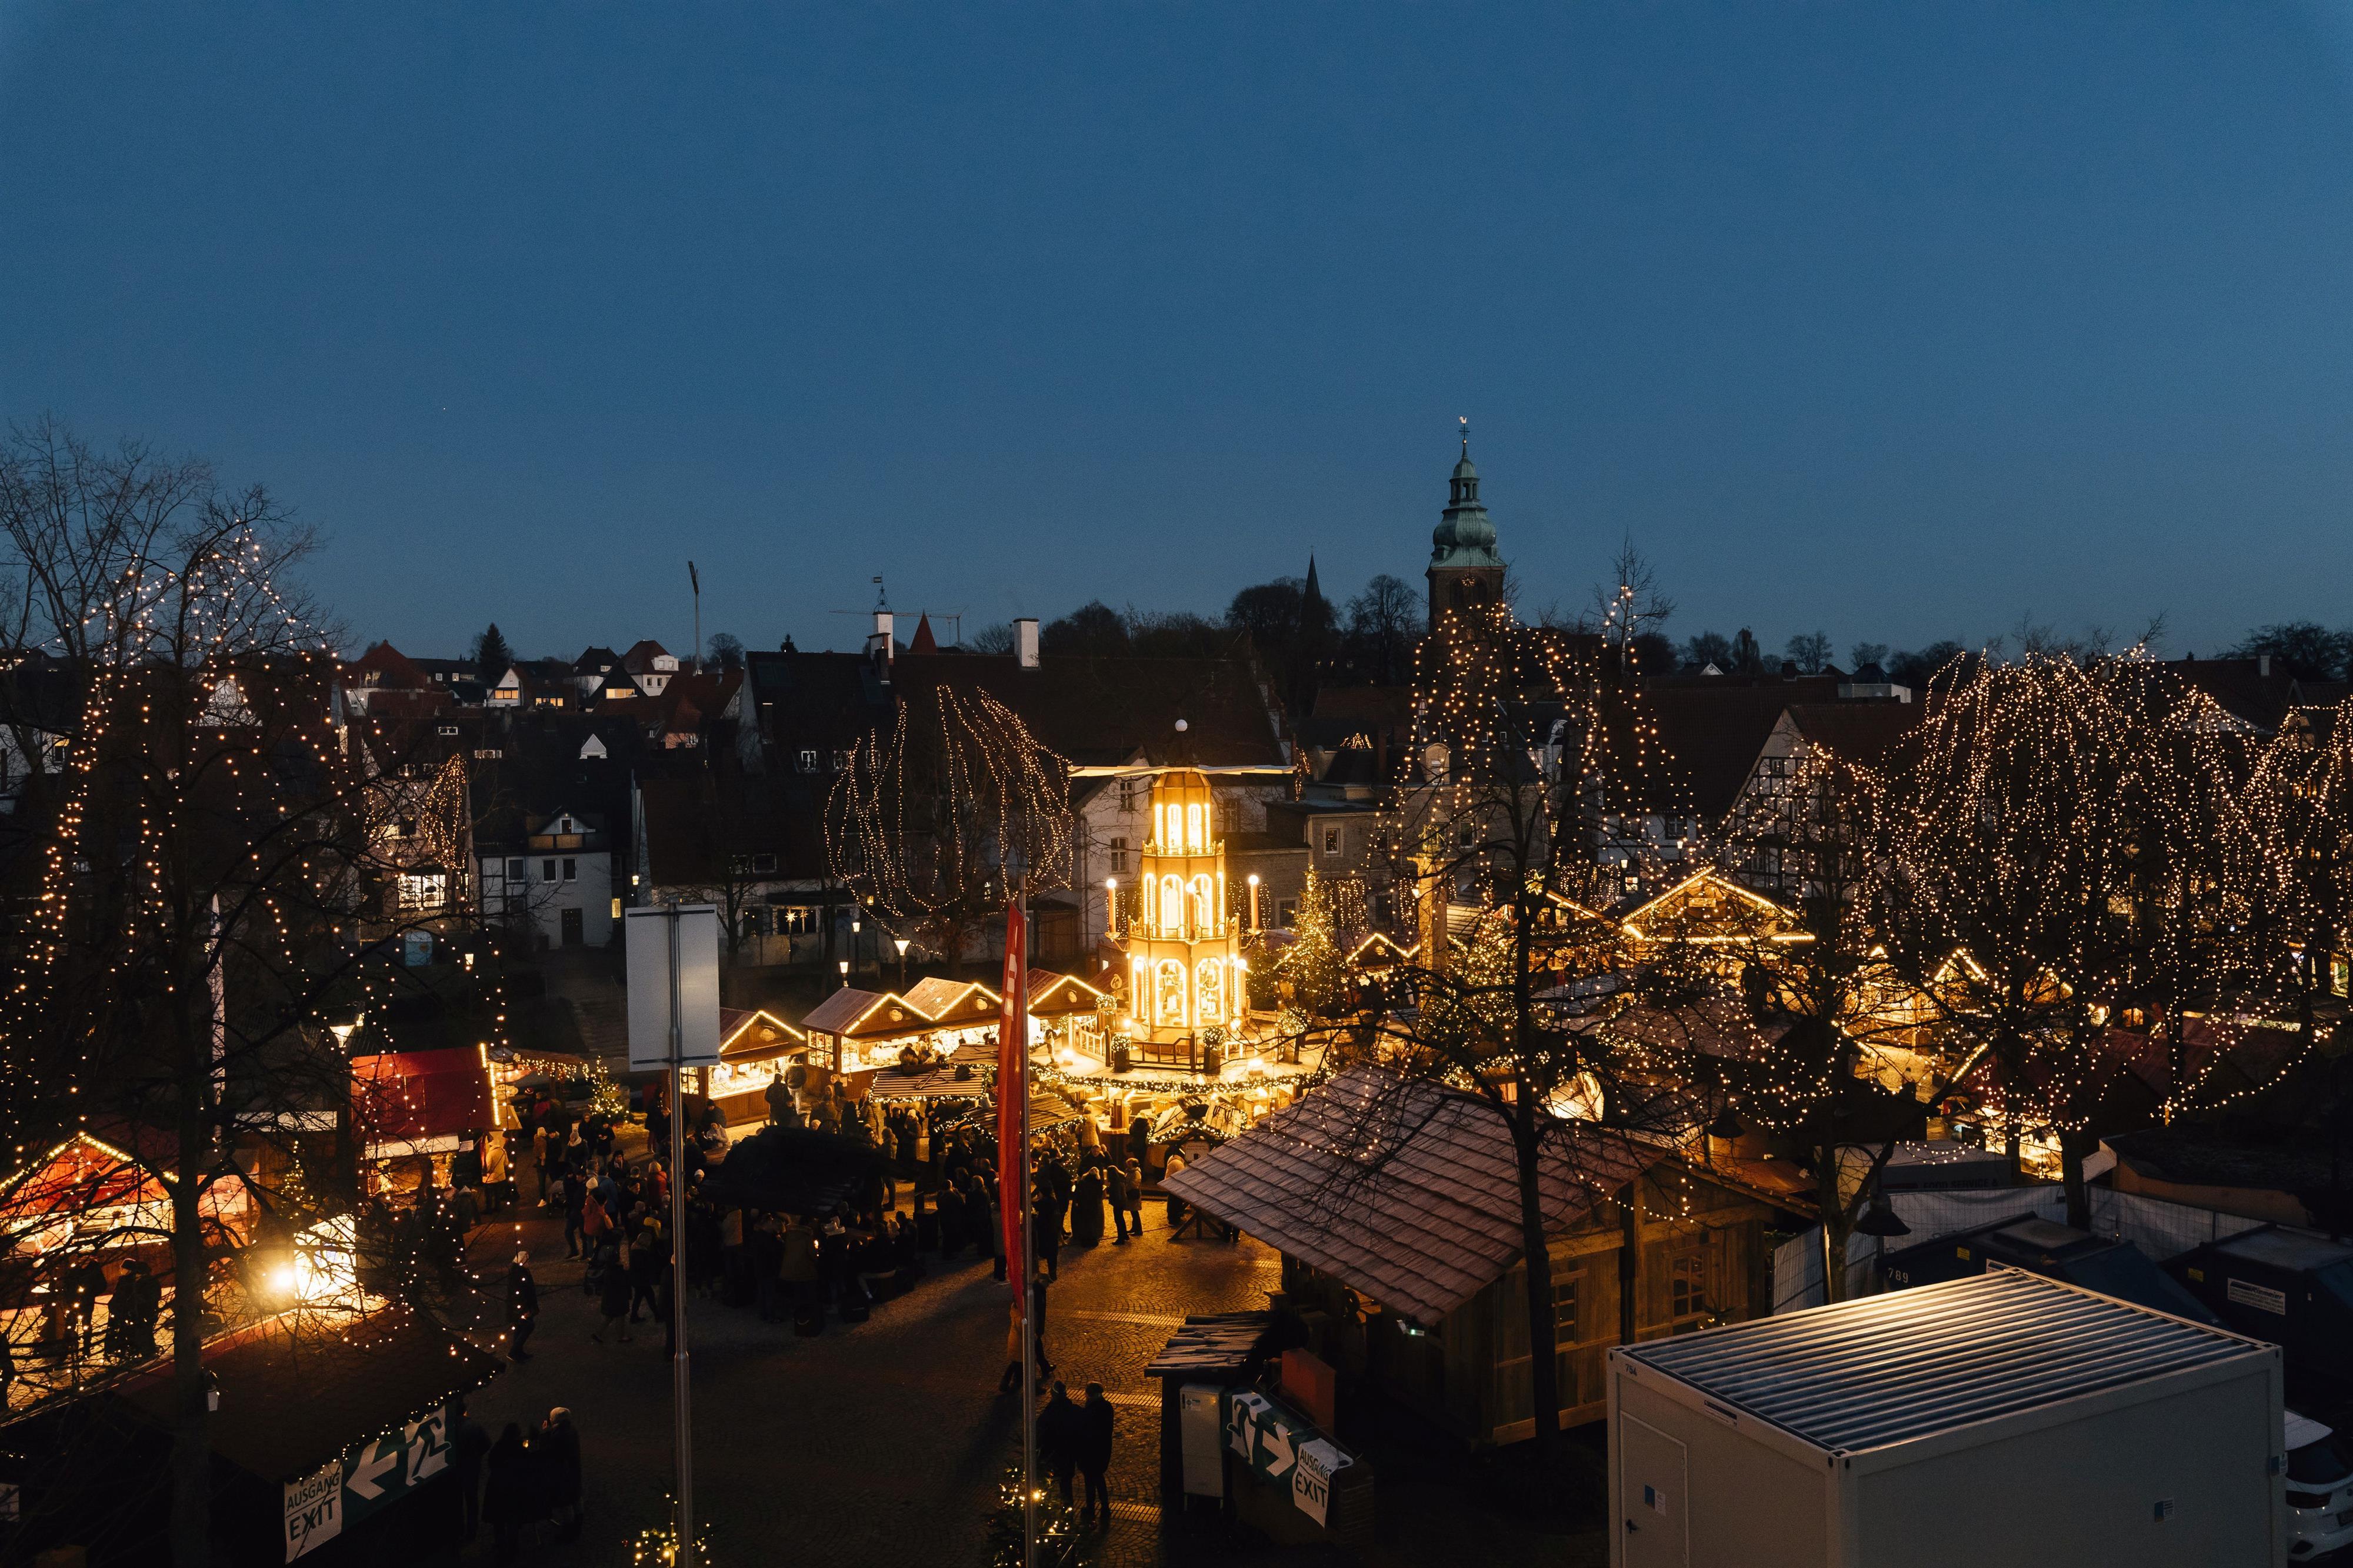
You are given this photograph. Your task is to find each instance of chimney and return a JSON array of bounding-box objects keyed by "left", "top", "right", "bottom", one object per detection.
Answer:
[
  {"left": 2258, "top": 653, "right": 2272, "bottom": 678},
  {"left": 1015, "top": 618, "right": 1040, "bottom": 670}
]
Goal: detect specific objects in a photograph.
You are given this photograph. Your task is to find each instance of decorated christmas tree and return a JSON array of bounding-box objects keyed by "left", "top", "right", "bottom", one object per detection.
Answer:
[{"left": 1277, "top": 865, "right": 1351, "bottom": 1018}]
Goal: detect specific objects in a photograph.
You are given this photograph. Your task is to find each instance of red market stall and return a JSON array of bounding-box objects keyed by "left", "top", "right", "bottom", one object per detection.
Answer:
[{"left": 349, "top": 1048, "right": 496, "bottom": 1194}]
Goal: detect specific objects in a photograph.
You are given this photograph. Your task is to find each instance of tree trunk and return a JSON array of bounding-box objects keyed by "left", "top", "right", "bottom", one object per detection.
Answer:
[
  {"left": 1513, "top": 1132, "right": 1561, "bottom": 1458},
  {"left": 168, "top": 1160, "right": 210, "bottom": 1566},
  {"left": 2060, "top": 1129, "right": 2094, "bottom": 1230},
  {"left": 1818, "top": 1154, "right": 1853, "bottom": 1305}
]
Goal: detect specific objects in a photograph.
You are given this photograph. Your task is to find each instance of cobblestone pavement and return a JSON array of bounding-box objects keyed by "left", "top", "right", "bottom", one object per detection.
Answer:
[{"left": 451, "top": 1200, "right": 1605, "bottom": 1568}]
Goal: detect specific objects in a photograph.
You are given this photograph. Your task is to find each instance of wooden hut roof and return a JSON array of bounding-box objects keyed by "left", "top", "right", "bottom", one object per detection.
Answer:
[
  {"left": 1160, "top": 1065, "right": 1658, "bottom": 1326},
  {"left": 901, "top": 976, "right": 1005, "bottom": 1022}
]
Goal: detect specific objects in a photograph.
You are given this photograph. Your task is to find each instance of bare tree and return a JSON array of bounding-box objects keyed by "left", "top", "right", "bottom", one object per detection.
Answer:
[
  {"left": 1304, "top": 602, "right": 1681, "bottom": 1458},
  {"left": 826, "top": 680, "right": 1074, "bottom": 972},
  {"left": 1590, "top": 536, "right": 1675, "bottom": 677},
  {"left": 1687, "top": 743, "right": 1940, "bottom": 1299},
  {"left": 1873, "top": 653, "right": 2268, "bottom": 1226},
  {"left": 0, "top": 423, "right": 469, "bottom": 1566}
]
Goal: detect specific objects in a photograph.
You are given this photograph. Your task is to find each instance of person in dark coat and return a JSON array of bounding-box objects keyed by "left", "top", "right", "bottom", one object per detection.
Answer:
[
  {"left": 540, "top": 1407, "right": 583, "bottom": 1541},
  {"left": 451, "top": 1397, "right": 491, "bottom": 1544},
  {"left": 1035, "top": 1380, "right": 1084, "bottom": 1506},
  {"left": 505, "top": 1252, "right": 538, "bottom": 1362},
  {"left": 1069, "top": 1164, "right": 1104, "bottom": 1247},
  {"left": 1125, "top": 1116, "right": 1151, "bottom": 1173},
  {"left": 484, "top": 1423, "right": 531, "bottom": 1563},
  {"left": 936, "top": 1182, "right": 967, "bottom": 1259},
  {"left": 1078, "top": 1382, "right": 1115, "bottom": 1528},
  {"left": 561, "top": 1169, "right": 586, "bottom": 1259},
  {"left": 1029, "top": 1193, "right": 1059, "bottom": 1283},
  {"left": 592, "top": 1250, "right": 633, "bottom": 1342}
]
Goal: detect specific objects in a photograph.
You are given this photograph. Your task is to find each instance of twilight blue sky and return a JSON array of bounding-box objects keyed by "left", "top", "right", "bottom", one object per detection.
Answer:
[{"left": 4, "top": 3, "right": 2352, "bottom": 662}]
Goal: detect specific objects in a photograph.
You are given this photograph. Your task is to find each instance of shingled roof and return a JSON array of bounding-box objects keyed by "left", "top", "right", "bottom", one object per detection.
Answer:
[{"left": 1159, "top": 1066, "right": 1657, "bottom": 1325}]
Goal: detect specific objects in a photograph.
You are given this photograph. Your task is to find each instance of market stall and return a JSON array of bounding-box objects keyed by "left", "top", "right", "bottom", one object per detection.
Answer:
[
  {"left": 484, "top": 1042, "right": 594, "bottom": 1130},
  {"left": 349, "top": 1047, "right": 496, "bottom": 1195},
  {"left": 703, "top": 1008, "right": 812, "bottom": 1123},
  {"left": 800, "top": 981, "right": 1009, "bottom": 1074}
]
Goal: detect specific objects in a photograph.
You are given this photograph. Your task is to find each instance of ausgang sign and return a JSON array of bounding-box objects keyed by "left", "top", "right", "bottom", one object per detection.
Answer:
[
  {"left": 283, "top": 1405, "right": 452, "bottom": 1561},
  {"left": 1224, "top": 1390, "right": 1355, "bottom": 1526}
]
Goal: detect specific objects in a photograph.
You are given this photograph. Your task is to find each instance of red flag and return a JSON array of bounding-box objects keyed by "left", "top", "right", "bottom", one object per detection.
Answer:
[{"left": 996, "top": 899, "right": 1029, "bottom": 1309}]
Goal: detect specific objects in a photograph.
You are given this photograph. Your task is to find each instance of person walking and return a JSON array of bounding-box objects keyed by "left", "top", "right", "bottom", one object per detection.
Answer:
[
  {"left": 561, "top": 1167, "right": 586, "bottom": 1259},
  {"left": 592, "top": 1249, "right": 632, "bottom": 1342},
  {"left": 484, "top": 1423, "right": 530, "bottom": 1563},
  {"left": 451, "top": 1397, "right": 490, "bottom": 1545},
  {"left": 1036, "top": 1380, "right": 1084, "bottom": 1507},
  {"left": 1162, "top": 1149, "right": 1187, "bottom": 1233},
  {"left": 985, "top": 1183, "right": 1006, "bottom": 1282},
  {"left": 1126, "top": 1159, "right": 1147, "bottom": 1235},
  {"left": 540, "top": 1407, "right": 582, "bottom": 1542},
  {"left": 505, "top": 1252, "right": 538, "bottom": 1362},
  {"left": 1029, "top": 1190, "right": 1060, "bottom": 1283},
  {"left": 779, "top": 1214, "right": 821, "bottom": 1330},
  {"left": 1078, "top": 1382, "right": 1115, "bottom": 1529},
  {"left": 626, "top": 1220, "right": 662, "bottom": 1323},
  {"left": 1108, "top": 1160, "right": 1131, "bottom": 1245}
]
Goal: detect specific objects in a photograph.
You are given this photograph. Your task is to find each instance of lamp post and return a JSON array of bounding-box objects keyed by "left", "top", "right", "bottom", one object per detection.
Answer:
[
  {"left": 1855, "top": 1189, "right": 1911, "bottom": 1296},
  {"left": 851, "top": 915, "right": 862, "bottom": 983},
  {"left": 894, "top": 936, "right": 910, "bottom": 990},
  {"left": 837, "top": 959, "right": 849, "bottom": 991}
]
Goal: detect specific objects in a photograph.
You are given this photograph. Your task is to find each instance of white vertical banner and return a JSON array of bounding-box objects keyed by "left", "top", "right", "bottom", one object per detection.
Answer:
[{"left": 626, "top": 905, "right": 722, "bottom": 1070}]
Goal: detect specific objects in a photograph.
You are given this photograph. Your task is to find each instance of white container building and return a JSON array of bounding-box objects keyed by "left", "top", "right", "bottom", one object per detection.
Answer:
[{"left": 1609, "top": 1268, "right": 2285, "bottom": 1568}]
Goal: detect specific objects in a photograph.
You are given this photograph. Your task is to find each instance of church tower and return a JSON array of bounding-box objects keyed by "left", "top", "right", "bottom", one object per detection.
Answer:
[{"left": 1426, "top": 422, "right": 1507, "bottom": 629}]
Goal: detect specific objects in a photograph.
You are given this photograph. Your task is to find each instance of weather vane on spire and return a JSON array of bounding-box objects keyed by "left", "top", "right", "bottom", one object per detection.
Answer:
[{"left": 1459, "top": 415, "right": 1469, "bottom": 455}]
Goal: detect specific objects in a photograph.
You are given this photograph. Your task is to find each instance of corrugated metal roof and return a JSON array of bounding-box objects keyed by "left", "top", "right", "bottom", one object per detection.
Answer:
[{"left": 1625, "top": 1269, "right": 2269, "bottom": 1454}]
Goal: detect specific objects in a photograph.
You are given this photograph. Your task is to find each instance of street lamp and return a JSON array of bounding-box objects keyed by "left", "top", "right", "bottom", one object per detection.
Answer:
[
  {"left": 837, "top": 959, "right": 850, "bottom": 990},
  {"left": 851, "top": 915, "right": 862, "bottom": 982},
  {"left": 894, "top": 936, "right": 910, "bottom": 990}
]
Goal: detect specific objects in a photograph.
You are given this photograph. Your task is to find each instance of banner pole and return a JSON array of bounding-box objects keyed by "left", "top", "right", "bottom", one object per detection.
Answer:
[{"left": 669, "top": 909, "right": 695, "bottom": 1567}]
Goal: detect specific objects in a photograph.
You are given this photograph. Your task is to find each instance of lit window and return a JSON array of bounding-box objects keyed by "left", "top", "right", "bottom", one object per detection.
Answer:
[
  {"left": 1194, "top": 957, "right": 1224, "bottom": 1023},
  {"left": 799, "top": 749, "right": 818, "bottom": 772},
  {"left": 1322, "top": 825, "right": 1341, "bottom": 857},
  {"left": 1155, "top": 959, "right": 1188, "bottom": 1026},
  {"left": 1670, "top": 1253, "right": 1705, "bottom": 1321},
  {"left": 610, "top": 898, "right": 622, "bottom": 918},
  {"left": 398, "top": 872, "right": 446, "bottom": 911}
]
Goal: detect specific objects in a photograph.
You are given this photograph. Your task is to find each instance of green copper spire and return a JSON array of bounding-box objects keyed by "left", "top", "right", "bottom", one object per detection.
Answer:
[{"left": 1430, "top": 419, "right": 1503, "bottom": 569}]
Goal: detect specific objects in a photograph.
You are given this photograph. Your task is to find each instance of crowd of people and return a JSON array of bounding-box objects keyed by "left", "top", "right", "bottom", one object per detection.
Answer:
[
  {"left": 448, "top": 1398, "right": 583, "bottom": 1563},
  {"left": 471, "top": 1081, "right": 1168, "bottom": 1549}
]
